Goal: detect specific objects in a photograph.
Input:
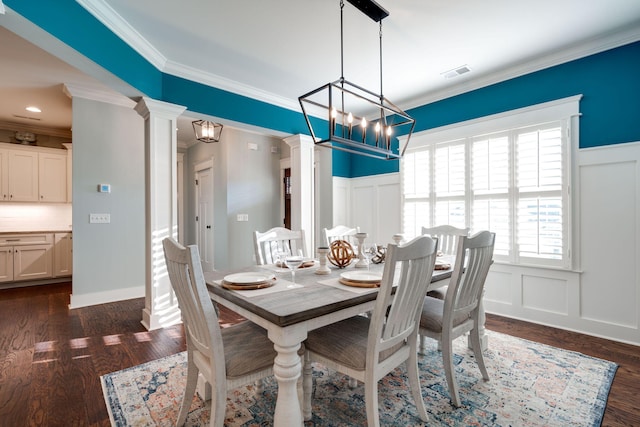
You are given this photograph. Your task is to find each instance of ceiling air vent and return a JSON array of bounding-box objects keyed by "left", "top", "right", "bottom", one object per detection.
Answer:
[{"left": 442, "top": 65, "right": 471, "bottom": 79}]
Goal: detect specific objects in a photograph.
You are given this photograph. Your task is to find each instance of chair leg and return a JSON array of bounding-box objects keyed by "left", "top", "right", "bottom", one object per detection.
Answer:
[
  {"left": 470, "top": 326, "right": 490, "bottom": 381},
  {"left": 177, "top": 357, "right": 199, "bottom": 426},
  {"left": 363, "top": 374, "right": 380, "bottom": 427},
  {"left": 210, "top": 384, "right": 226, "bottom": 427},
  {"left": 441, "top": 336, "right": 461, "bottom": 407},
  {"left": 302, "top": 352, "right": 313, "bottom": 421},
  {"left": 408, "top": 343, "right": 429, "bottom": 422}
]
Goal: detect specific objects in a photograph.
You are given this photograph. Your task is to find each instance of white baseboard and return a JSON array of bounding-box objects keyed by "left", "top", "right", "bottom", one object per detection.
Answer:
[{"left": 69, "top": 285, "right": 145, "bottom": 309}]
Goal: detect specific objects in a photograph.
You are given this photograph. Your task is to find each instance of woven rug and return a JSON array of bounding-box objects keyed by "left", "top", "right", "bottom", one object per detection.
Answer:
[{"left": 101, "top": 330, "right": 617, "bottom": 426}]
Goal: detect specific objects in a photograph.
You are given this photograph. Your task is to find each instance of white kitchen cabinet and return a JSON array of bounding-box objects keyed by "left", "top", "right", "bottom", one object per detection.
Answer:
[
  {"left": 0, "top": 234, "right": 53, "bottom": 282},
  {"left": 13, "top": 243, "right": 53, "bottom": 281},
  {"left": 8, "top": 149, "right": 38, "bottom": 202},
  {"left": 53, "top": 232, "right": 72, "bottom": 277},
  {"left": 0, "top": 148, "right": 8, "bottom": 201},
  {"left": 39, "top": 152, "right": 67, "bottom": 202},
  {"left": 0, "top": 143, "right": 69, "bottom": 203},
  {"left": 0, "top": 246, "right": 13, "bottom": 282}
]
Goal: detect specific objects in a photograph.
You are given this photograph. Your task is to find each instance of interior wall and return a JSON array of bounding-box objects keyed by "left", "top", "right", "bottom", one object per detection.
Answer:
[
  {"left": 185, "top": 127, "right": 282, "bottom": 270},
  {"left": 70, "top": 96, "right": 145, "bottom": 307}
]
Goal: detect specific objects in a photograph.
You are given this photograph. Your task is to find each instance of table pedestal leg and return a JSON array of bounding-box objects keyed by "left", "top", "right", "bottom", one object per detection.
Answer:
[{"left": 273, "top": 342, "right": 303, "bottom": 426}]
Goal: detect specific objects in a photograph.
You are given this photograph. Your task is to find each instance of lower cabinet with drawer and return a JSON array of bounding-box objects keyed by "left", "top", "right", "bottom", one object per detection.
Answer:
[
  {"left": 53, "top": 232, "right": 73, "bottom": 277},
  {"left": 0, "top": 234, "right": 54, "bottom": 283}
]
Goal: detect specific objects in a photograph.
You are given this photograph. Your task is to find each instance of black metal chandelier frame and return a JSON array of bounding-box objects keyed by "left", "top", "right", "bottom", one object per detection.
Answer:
[{"left": 298, "top": 0, "right": 415, "bottom": 160}]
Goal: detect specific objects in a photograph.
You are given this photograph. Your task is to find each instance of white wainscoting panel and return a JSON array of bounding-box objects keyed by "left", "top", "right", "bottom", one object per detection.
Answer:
[
  {"left": 522, "top": 274, "right": 568, "bottom": 315},
  {"left": 346, "top": 173, "right": 401, "bottom": 245},
  {"left": 332, "top": 177, "right": 350, "bottom": 227},
  {"left": 484, "top": 270, "right": 512, "bottom": 305},
  {"left": 578, "top": 145, "right": 639, "bottom": 331}
]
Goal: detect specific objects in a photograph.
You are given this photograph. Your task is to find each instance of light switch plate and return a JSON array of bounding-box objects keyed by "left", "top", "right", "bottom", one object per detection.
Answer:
[{"left": 89, "top": 213, "right": 110, "bottom": 223}]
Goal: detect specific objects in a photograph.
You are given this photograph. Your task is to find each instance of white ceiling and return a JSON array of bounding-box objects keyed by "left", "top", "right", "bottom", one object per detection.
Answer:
[{"left": 1, "top": 0, "right": 640, "bottom": 141}]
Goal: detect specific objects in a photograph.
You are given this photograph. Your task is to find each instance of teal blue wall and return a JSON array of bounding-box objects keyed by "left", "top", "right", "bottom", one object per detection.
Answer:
[{"left": 7, "top": 0, "right": 640, "bottom": 178}]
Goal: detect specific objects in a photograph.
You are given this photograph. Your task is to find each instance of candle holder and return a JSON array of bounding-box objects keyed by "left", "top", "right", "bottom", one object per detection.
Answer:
[
  {"left": 315, "top": 247, "right": 331, "bottom": 275},
  {"left": 392, "top": 234, "right": 404, "bottom": 246},
  {"left": 354, "top": 232, "right": 368, "bottom": 268}
]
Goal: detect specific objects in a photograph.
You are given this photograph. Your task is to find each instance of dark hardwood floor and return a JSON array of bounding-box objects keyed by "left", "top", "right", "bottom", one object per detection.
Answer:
[{"left": 0, "top": 282, "right": 638, "bottom": 426}]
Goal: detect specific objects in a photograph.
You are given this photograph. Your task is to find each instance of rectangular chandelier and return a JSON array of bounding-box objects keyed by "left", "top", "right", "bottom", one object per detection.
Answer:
[{"left": 298, "top": 0, "right": 415, "bottom": 160}]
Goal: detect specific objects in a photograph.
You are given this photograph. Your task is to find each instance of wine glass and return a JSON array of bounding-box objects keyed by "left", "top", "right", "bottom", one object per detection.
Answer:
[
  {"left": 284, "top": 253, "right": 304, "bottom": 287},
  {"left": 364, "top": 243, "right": 377, "bottom": 271}
]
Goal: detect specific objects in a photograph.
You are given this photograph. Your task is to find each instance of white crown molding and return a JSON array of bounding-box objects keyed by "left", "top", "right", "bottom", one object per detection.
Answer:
[
  {"left": 162, "top": 60, "right": 300, "bottom": 113},
  {"left": 63, "top": 83, "right": 137, "bottom": 108},
  {"left": 76, "top": 0, "right": 167, "bottom": 70},
  {"left": 403, "top": 24, "right": 640, "bottom": 111}
]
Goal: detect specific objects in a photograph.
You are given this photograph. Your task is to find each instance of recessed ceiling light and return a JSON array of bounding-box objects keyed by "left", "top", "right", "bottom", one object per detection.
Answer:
[{"left": 26, "top": 106, "right": 42, "bottom": 113}]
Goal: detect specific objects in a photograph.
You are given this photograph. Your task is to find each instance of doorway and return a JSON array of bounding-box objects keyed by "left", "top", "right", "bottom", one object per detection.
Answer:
[
  {"left": 195, "top": 159, "right": 214, "bottom": 272},
  {"left": 284, "top": 167, "right": 291, "bottom": 228}
]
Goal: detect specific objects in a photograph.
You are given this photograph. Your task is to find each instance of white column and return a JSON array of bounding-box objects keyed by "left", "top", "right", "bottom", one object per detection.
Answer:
[
  {"left": 284, "top": 135, "right": 315, "bottom": 255},
  {"left": 135, "top": 97, "right": 186, "bottom": 331}
]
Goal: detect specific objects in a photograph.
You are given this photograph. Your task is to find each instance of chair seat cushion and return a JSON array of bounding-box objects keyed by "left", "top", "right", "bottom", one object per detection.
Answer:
[
  {"left": 306, "top": 315, "right": 402, "bottom": 371},
  {"left": 222, "top": 321, "right": 277, "bottom": 379},
  {"left": 419, "top": 296, "right": 470, "bottom": 333}
]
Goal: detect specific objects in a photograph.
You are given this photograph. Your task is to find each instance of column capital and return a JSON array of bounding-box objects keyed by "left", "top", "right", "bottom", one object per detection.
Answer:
[
  {"left": 283, "top": 134, "right": 315, "bottom": 149},
  {"left": 134, "top": 97, "right": 186, "bottom": 120}
]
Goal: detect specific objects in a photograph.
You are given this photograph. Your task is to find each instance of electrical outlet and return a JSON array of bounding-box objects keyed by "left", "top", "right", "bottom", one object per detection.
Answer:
[{"left": 89, "top": 213, "right": 110, "bottom": 223}]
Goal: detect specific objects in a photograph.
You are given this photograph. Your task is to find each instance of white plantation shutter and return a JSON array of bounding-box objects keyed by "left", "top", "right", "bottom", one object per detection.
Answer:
[
  {"left": 515, "top": 125, "right": 564, "bottom": 263},
  {"left": 401, "top": 95, "right": 577, "bottom": 269},
  {"left": 401, "top": 150, "right": 430, "bottom": 238}
]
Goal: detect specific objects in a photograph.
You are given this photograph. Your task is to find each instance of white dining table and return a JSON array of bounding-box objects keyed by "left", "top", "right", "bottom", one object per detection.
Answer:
[{"left": 205, "top": 260, "right": 453, "bottom": 427}]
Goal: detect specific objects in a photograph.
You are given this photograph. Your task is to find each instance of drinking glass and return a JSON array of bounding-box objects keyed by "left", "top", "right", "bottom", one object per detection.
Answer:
[
  {"left": 284, "top": 252, "right": 304, "bottom": 286},
  {"left": 364, "top": 243, "right": 377, "bottom": 270}
]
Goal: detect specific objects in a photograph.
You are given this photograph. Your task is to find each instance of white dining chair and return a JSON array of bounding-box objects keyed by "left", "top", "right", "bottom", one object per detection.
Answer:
[
  {"left": 322, "top": 225, "right": 359, "bottom": 246},
  {"left": 162, "top": 237, "right": 277, "bottom": 427},
  {"left": 418, "top": 231, "right": 495, "bottom": 407},
  {"left": 303, "top": 235, "right": 438, "bottom": 426},
  {"left": 253, "top": 227, "right": 307, "bottom": 265}
]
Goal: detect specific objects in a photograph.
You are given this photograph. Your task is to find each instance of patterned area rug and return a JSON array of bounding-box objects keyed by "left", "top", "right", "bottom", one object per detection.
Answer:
[{"left": 101, "top": 330, "right": 616, "bottom": 426}]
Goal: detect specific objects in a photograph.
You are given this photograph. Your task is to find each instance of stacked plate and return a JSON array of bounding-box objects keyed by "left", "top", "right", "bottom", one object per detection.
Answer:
[
  {"left": 434, "top": 259, "right": 451, "bottom": 270},
  {"left": 338, "top": 271, "right": 382, "bottom": 288},
  {"left": 222, "top": 272, "right": 276, "bottom": 290}
]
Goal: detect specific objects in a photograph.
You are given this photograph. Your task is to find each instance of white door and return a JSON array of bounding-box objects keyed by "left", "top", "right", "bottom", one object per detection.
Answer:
[{"left": 195, "top": 161, "right": 214, "bottom": 272}]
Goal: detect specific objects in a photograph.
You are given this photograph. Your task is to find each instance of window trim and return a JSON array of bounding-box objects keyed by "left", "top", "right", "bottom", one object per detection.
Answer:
[{"left": 399, "top": 95, "right": 581, "bottom": 270}]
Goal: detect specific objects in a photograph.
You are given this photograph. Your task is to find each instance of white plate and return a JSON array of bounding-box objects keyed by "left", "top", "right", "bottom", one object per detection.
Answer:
[
  {"left": 223, "top": 272, "right": 274, "bottom": 285},
  {"left": 340, "top": 271, "right": 382, "bottom": 283}
]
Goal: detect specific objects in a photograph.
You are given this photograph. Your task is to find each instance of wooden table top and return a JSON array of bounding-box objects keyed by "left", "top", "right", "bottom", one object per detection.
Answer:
[{"left": 205, "top": 261, "right": 452, "bottom": 328}]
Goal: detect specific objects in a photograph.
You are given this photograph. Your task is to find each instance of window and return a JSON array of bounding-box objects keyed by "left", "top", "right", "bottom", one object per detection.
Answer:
[{"left": 401, "top": 96, "right": 580, "bottom": 269}]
